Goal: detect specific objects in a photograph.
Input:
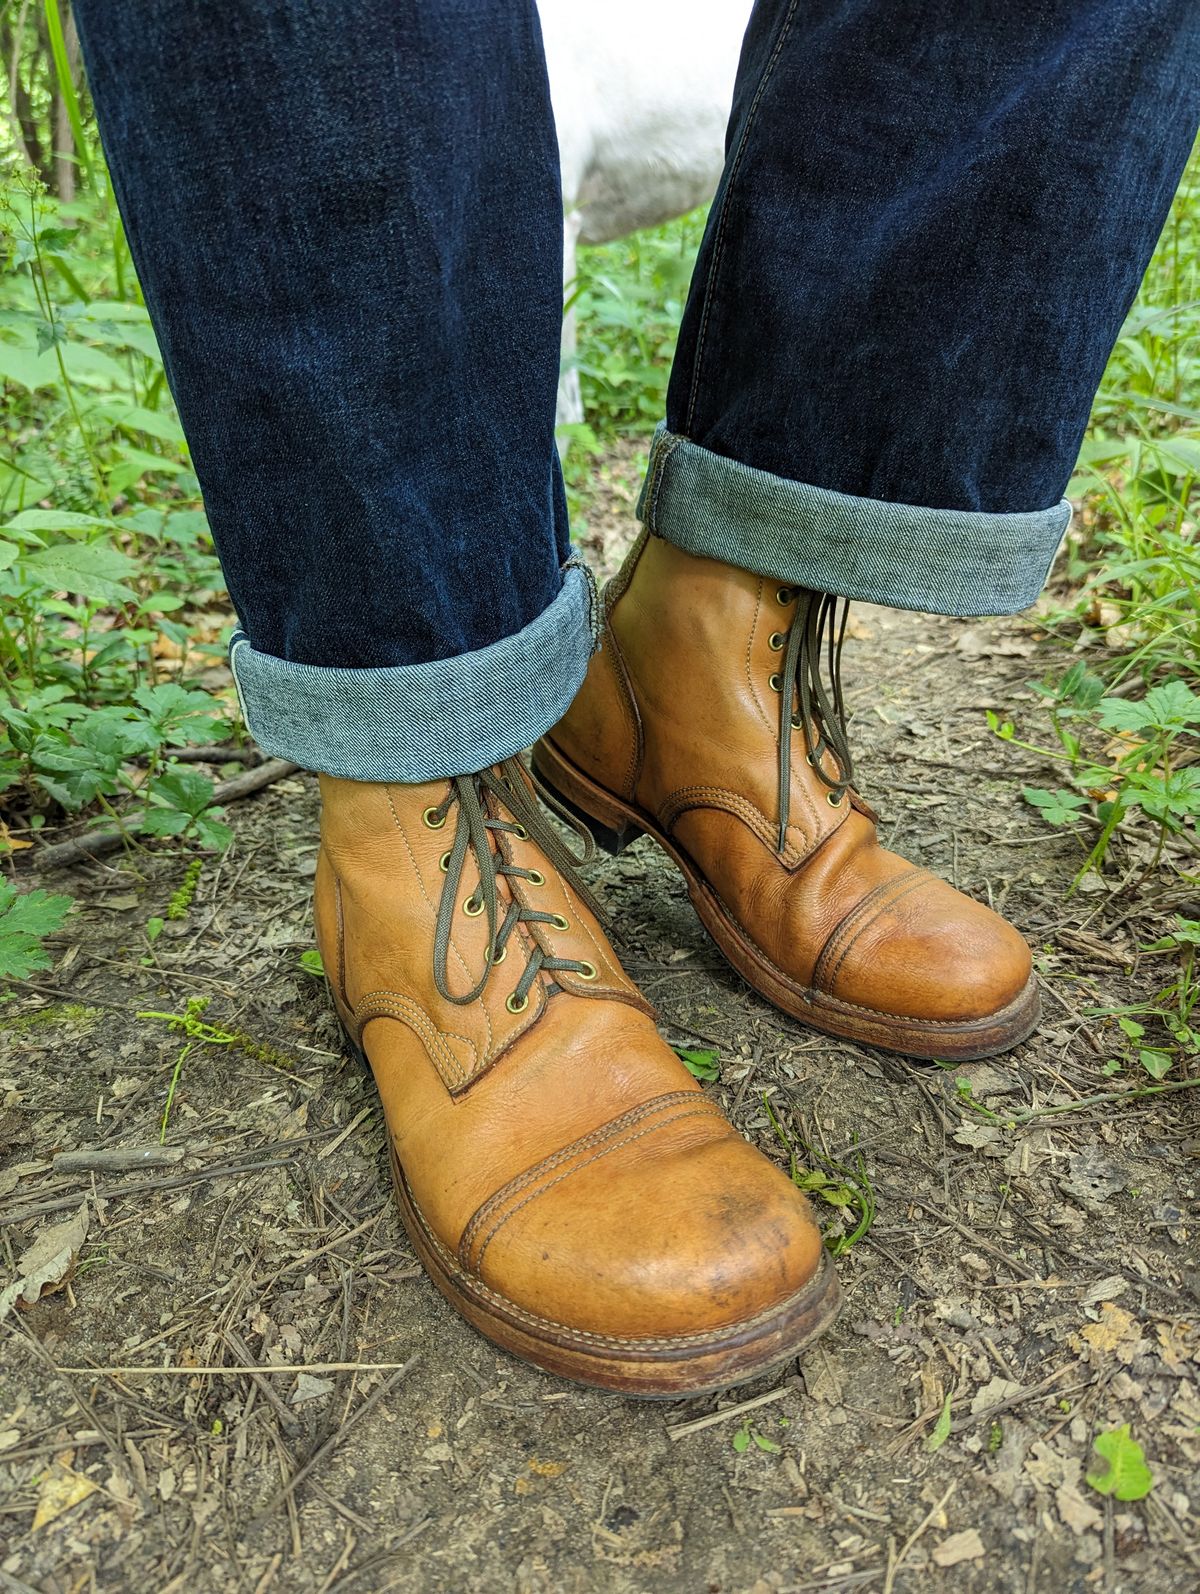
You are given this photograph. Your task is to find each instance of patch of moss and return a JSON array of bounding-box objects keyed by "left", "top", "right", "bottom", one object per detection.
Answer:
[{"left": 2, "top": 1003, "right": 105, "bottom": 1035}]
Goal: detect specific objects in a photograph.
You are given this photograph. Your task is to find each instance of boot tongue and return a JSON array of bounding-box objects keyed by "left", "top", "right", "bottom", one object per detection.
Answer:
[
  {"left": 775, "top": 591, "right": 854, "bottom": 852},
  {"left": 430, "top": 759, "right": 604, "bottom": 1007}
]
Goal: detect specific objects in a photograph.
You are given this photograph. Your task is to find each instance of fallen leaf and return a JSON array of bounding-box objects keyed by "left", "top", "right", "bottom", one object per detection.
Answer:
[
  {"left": 290, "top": 1373, "right": 334, "bottom": 1405},
  {"left": 1078, "top": 1303, "right": 1145, "bottom": 1364},
  {"left": 32, "top": 1462, "right": 98, "bottom": 1530},
  {"left": 1156, "top": 1322, "right": 1197, "bottom": 1373},
  {"left": 925, "top": 1394, "right": 953, "bottom": 1453},
  {"left": 971, "top": 1376, "right": 1024, "bottom": 1416},
  {"left": 932, "top": 1528, "right": 985, "bottom": 1567},
  {"left": 1087, "top": 1425, "right": 1154, "bottom": 1501},
  {"left": 1057, "top": 1482, "right": 1103, "bottom": 1535},
  {"left": 0, "top": 1203, "right": 89, "bottom": 1319}
]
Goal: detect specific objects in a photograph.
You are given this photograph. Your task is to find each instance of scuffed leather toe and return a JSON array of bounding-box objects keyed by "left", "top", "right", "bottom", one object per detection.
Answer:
[
  {"left": 813, "top": 870, "right": 1033, "bottom": 1023},
  {"left": 468, "top": 1112, "right": 826, "bottom": 1340}
]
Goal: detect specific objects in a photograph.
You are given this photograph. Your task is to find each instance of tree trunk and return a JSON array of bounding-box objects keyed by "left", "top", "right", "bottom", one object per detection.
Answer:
[
  {"left": 2, "top": 4, "right": 51, "bottom": 184},
  {"left": 48, "top": 5, "right": 81, "bottom": 202}
]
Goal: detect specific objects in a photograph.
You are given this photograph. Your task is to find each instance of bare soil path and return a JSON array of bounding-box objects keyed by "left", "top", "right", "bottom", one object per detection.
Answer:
[{"left": 2, "top": 462, "right": 1197, "bottom": 1593}]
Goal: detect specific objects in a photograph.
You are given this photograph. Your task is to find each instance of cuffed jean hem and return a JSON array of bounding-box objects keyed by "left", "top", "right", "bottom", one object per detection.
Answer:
[
  {"left": 637, "top": 424, "right": 1072, "bottom": 617},
  {"left": 228, "top": 560, "right": 599, "bottom": 782}
]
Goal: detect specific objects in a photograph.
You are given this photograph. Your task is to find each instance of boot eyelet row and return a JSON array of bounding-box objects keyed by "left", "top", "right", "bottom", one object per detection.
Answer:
[
  {"left": 768, "top": 673, "right": 783, "bottom": 692},
  {"left": 527, "top": 869, "right": 545, "bottom": 887},
  {"left": 576, "top": 961, "right": 598, "bottom": 980},
  {"left": 827, "top": 792, "right": 844, "bottom": 808},
  {"left": 506, "top": 991, "right": 529, "bottom": 1014},
  {"left": 510, "top": 824, "right": 528, "bottom": 840},
  {"left": 463, "top": 895, "right": 485, "bottom": 916},
  {"left": 439, "top": 850, "right": 451, "bottom": 872},
  {"left": 487, "top": 945, "right": 507, "bottom": 965},
  {"left": 422, "top": 806, "right": 447, "bottom": 830},
  {"left": 768, "top": 631, "right": 785, "bottom": 651},
  {"left": 549, "top": 913, "right": 570, "bottom": 931},
  {"left": 776, "top": 586, "right": 793, "bottom": 605}
]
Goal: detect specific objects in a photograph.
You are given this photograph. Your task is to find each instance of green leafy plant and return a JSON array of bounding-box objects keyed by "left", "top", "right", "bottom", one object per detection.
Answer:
[
  {"left": 1000, "top": 150, "right": 1200, "bottom": 893},
  {"left": 0, "top": 879, "right": 73, "bottom": 978},
  {"left": 166, "top": 856, "right": 204, "bottom": 919},
  {"left": 762, "top": 1096, "right": 876, "bottom": 1255},
  {"left": 139, "top": 995, "right": 295, "bottom": 1140},
  {"left": 569, "top": 210, "right": 706, "bottom": 433},
  {"left": 1, "top": 164, "right": 236, "bottom": 864},
  {"left": 1086, "top": 1424, "right": 1154, "bottom": 1501},
  {"left": 732, "top": 1417, "right": 782, "bottom": 1456},
  {"left": 925, "top": 1394, "right": 953, "bottom": 1453},
  {"left": 674, "top": 1045, "right": 719, "bottom": 1082},
  {"left": 298, "top": 948, "right": 325, "bottom": 978},
  {"left": 1085, "top": 916, "right": 1200, "bottom": 1081},
  {"left": 991, "top": 672, "right": 1200, "bottom": 884}
]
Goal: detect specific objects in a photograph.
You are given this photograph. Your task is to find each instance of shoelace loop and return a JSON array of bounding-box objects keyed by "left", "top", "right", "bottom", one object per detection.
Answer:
[
  {"left": 430, "top": 759, "right": 603, "bottom": 1008},
  {"left": 775, "top": 589, "right": 854, "bottom": 852}
]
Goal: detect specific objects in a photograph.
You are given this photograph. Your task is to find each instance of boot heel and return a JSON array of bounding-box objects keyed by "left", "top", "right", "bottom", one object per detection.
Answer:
[
  {"left": 549, "top": 781, "right": 634, "bottom": 857},
  {"left": 532, "top": 741, "right": 639, "bottom": 857},
  {"left": 323, "top": 973, "right": 368, "bottom": 1069}
]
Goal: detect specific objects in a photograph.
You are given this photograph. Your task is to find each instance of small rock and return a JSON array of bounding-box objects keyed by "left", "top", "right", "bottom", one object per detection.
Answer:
[{"left": 1060, "top": 1149, "right": 1127, "bottom": 1207}]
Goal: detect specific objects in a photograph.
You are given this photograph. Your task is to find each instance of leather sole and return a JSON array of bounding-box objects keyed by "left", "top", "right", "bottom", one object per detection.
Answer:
[
  {"left": 532, "top": 737, "right": 1041, "bottom": 1063},
  {"left": 329, "top": 996, "right": 842, "bottom": 1397}
]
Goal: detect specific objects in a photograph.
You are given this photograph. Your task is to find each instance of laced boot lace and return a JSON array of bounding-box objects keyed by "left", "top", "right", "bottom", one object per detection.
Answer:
[
  {"left": 424, "top": 759, "right": 604, "bottom": 1014},
  {"left": 771, "top": 587, "right": 855, "bottom": 852}
]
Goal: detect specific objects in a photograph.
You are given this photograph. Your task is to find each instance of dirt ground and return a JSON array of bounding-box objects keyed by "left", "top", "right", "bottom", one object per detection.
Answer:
[{"left": 2, "top": 455, "right": 1198, "bottom": 1593}]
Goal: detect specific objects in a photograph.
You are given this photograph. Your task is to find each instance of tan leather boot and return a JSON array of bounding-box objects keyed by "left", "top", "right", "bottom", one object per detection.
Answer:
[
  {"left": 314, "top": 761, "right": 839, "bottom": 1395},
  {"left": 534, "top": 533, "right": 1039, "bottom": 1060}
]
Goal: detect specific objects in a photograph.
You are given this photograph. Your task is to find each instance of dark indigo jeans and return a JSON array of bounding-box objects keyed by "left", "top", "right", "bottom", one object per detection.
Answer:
[{"left": 73, "top": 0, "right": 1199, "bottom": 781}]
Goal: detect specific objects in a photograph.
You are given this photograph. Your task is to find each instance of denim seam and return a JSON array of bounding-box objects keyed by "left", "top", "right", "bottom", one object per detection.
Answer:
[
  {"left": 683, "top": 0, "right": 801, "bottom": 433},
  {"left": 228, "top": 560, "right": 598, "bottom": 780},
  {"left": 640, "top": 427, "right": 1072, "bottom": 618}
]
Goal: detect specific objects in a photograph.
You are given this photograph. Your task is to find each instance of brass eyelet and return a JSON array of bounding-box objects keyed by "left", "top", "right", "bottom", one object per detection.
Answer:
[
  {"left": 827, "top": 792, "right": 844, "bottom": 808},
  {"left": 505, "top": 991, "right": 530, "bottom": 1015},
  {"left": 549, "top": 914, "right": 570, "bottom": 932},
  {"left": 527, "top": 869, "right": 545, "bottom": 887},
  {"left": 438, "top": 850, "right": 451, "bottom": 872},
  {"left": 806, "top": 751, "right": 817, "bottom": 766},
  {"left": 422, "top": 806, "right": 446, "bottom": 830},
  {"left": 768, "top": 673, "right": 783, "bottom": 692},
  {"left": 487, "top": 945, "right": 507, "bottom": 965},
  {"left": 791, "top": 716, "right": 802, "bottom": 730},
  {"left": 463, "top": 895, "right": 485, "bottom": 916},
  {"left": 576, "top": 961, "right": 598, "bottom": 981},
  {"left": 776, "top": 586, "right": 793, "bottom": 605},
  {"left": 768, "top": 632, "right": 785, "bottom": 651},
  {"left": 510, "top": 823, "right": 528, "bottom": 840}
]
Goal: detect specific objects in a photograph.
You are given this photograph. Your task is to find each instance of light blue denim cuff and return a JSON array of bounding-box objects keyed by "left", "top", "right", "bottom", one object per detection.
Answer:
[
  {"left": 637, "top": 424, "right": 1071, "bottom": 617},
  {"left": 229, "top": 560, "right": 599, "bottom": 781}
]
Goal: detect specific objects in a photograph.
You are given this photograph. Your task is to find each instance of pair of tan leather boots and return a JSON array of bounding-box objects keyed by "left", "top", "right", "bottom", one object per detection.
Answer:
[{"left": 315, "top": 535, "right": 1037, "bottom": 1396}]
